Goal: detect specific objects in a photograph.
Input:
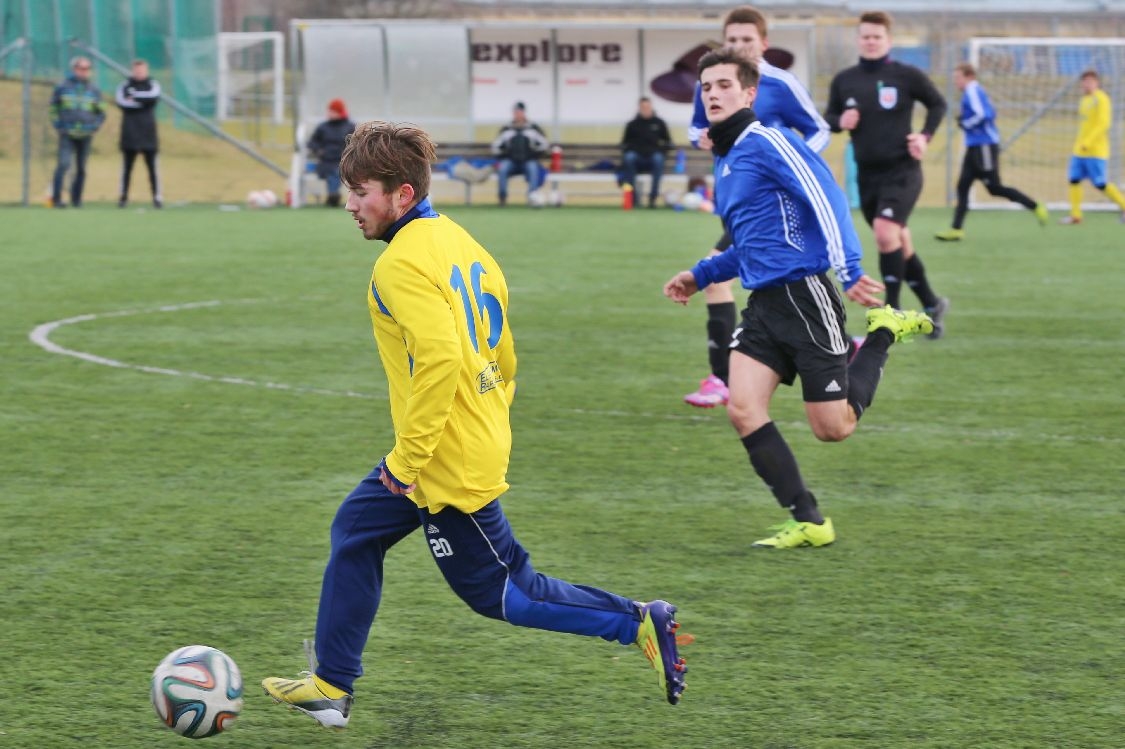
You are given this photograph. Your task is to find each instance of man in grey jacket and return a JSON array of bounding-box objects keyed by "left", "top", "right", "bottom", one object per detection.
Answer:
[{"left": 49, "top": 57, "right": 105, "bottom": 208}]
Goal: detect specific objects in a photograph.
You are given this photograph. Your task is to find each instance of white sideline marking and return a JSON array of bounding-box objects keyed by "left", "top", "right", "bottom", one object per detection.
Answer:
[{"left": 26, "top": 301, "right": 1121, "bottom": 444}]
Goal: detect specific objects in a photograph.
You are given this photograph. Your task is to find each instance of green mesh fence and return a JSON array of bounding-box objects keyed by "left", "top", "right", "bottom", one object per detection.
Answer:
[
  {"left": 0, "top": 0, "right": 216, "bottom": 116},
  {"left": 0, "top": 0, "right": 219, "bottom": 203}
]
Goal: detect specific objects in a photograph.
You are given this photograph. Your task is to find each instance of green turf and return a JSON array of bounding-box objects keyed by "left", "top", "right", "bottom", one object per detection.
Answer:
[{"left": 1, "top": 203, "right": 1122, "bottom": 748}]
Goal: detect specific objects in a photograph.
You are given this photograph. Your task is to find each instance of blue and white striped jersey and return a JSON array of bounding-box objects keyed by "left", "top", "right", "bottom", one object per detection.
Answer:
[
  {"left": 959, "top": 80, "right": 1001, "bottom": 147},
  {"left": 689, "top": 60, "right": 830, "bottom": 153},
  {"left": 690, "top": 121, "right": 866, "bottom": 292}
]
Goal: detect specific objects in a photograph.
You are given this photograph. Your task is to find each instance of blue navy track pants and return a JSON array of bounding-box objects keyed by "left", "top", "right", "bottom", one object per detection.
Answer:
[{"left": 314, "top": 465, "right": 642, "bottom": 692}]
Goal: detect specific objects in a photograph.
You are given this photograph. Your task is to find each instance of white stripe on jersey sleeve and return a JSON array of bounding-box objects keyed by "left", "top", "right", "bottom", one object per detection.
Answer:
[
  {"left": 760, "top": 61, "right": 831, "bottom": 153},
  {"left": 750, "top": 124, "right": 849, "bottom": 285}
]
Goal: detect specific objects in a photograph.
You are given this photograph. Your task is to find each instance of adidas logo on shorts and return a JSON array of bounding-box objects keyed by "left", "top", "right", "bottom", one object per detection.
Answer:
[{"left": 824, "top": 380, "right": 842, "bottom": 393}]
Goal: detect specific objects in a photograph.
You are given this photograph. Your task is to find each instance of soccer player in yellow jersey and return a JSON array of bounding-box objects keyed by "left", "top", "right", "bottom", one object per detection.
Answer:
[
  {"left": 262, "top": 122, "right": 686, "bottom": 728},
  {"left": 1060, "top": 69, "right": 1125, "bottom": 225}
]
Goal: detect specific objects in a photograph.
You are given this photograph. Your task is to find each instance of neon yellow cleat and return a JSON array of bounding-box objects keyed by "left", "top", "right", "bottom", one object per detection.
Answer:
[
  {"left": 262, "top": 673, "right": 353, "bottom": 728},
  {"left": 934, "top": 228, "right": 964, "bottom": 241},
  {"left": 1034, "top": 203, "right": 1049, "bottom": 226},
  {"left": 635, "top": 600, "right": 687, "bottom": 705},
  {"left": 866, "top": 305, "right": 934, "bottom": 343},
  {"left": 751, "top": 518, "right": 836, "bottom": 548}
]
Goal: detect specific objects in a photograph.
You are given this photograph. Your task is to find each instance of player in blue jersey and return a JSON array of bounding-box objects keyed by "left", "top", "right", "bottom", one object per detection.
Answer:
[
  {"left": 262, "top": 122, "right": 686, "bottom": 728},
  {"left": 663, "top": 48, "right": 933, "bottom": 549},
  {"left": 935, "top": 63, "right": 1048, "bottom": 241},
  {"left": 683, "top": 5, "right": 831, "bottom": 409}
]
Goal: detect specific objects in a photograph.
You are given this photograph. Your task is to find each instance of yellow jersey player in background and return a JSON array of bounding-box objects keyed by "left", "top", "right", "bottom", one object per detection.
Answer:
[
  {"left": 1060, "top": 69, "right": 1125, "bottom": 225},
  {"left": 262, "top": 121, "right": 686, "bottom": 729}
]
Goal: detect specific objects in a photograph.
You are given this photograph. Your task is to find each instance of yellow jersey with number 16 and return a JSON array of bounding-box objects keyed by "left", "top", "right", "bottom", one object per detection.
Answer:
[{"left": 368, "top": 212, "right": 516, "bottom": 514}]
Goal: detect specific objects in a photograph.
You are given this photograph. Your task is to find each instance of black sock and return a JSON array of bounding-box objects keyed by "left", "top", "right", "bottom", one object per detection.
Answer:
[
  {"left": 847, "top": 328, "right": 892, "bottom": 420},
  {"left": 706, "top": 302, "right": 738, "bottom": 383},
  {"left": 741, "top": 422, "right": 823, "bottom": 524},
  {"left": 879, "top": 249, "right": 905, "bottom": 309},
  {"left": 904, "top": 253, "right": 939, "bottom": 309}
]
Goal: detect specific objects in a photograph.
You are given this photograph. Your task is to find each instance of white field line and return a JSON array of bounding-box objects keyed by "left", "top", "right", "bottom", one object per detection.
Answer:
[
  {"left": 27, "top": 300, "right": 377, "bottom": 400},
  {"left": 26, "top": 300, "right": 1122, "bottom": 445}
]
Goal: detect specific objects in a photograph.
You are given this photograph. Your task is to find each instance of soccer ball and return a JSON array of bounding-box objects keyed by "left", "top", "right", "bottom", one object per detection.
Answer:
[
  {"left": 679, "top": 191, "right": 704, "bottom": 211},
  {"left": 247, "top": 189, "right": 278, "bottom": 209},
  {"left": 151, "top": 645, "right": 243, "bottom": 739}
]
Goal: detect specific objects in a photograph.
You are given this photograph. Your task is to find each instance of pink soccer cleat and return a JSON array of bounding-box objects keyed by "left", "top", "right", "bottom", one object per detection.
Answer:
[{"left": 684, "top": 374, "right": 729, "bottom": 408}]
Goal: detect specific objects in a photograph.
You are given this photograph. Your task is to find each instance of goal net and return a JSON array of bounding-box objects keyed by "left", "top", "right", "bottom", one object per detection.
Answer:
[{"left": 968, "top": 37, "right": 1125, "bottom": 212}]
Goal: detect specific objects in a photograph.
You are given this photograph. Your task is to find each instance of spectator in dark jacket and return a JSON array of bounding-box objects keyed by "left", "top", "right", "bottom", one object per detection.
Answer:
[
  {"left": 116, "top": 59, "right": 163, "bottom": 208},
  {"left": 620, "top": 97, "right": 673, "bottom": 208},
  {"left": 307, "top": 99, "right": 356, "bottom": 207},
  {"left": 490, "top": 102, "right": 550, "bottom": 206},
  {"left": 49, "top": 56, "right": 105, "bottom": 208}
]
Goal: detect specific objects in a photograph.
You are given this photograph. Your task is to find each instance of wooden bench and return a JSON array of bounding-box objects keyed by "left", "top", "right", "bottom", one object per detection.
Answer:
[{"left": 431, "top": 141, "right": 714, "bottom": 206}]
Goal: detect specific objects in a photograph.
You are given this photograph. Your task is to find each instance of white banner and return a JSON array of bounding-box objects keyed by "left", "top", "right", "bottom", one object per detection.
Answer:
[{"left": 469, "top": 26, "right": 811, "bottom": 134}]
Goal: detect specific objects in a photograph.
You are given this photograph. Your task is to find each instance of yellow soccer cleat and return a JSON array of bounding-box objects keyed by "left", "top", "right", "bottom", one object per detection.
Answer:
[
  {"left": 934, "top": 228, "right": 964, "bottom": 242},
  {"left": 751, "top": 518, "right": 836, "bottom": 548},
  {"left": 1034, "top": 203, "right": 1049, "bottom": 227},
  {"left": 262, "top": 673, "right": 353, "bottom": 728},
  {"left": 866, "top": 305, "right": 934, "bottom": 343}
]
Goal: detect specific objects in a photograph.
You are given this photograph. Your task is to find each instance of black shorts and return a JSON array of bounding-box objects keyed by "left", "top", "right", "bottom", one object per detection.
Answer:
[
  {"left": 961, "top": 143, "right": 1001, "bottom": 185},
  {"left": 731, "top": 274, "right": 851, "bottom": 402},
  {"left": 858, "top": 159, "right": 923, "bottom": 227}
]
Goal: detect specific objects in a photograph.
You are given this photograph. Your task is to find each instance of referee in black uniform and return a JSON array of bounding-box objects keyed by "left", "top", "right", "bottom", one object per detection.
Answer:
[
  {"left": 825, "top": 10, "right": 949, "bottom": 338},
  {"left": 115, "top": 59, "right": 162, "bottom": 208}
]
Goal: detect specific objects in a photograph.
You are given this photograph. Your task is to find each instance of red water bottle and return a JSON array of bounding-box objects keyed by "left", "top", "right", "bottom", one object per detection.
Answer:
[
  {"left": 550, "top": 145, "right": 562, "bottom": 173},
  {"left": 622, "top": 184, "right": 634, "bottom": 210}
]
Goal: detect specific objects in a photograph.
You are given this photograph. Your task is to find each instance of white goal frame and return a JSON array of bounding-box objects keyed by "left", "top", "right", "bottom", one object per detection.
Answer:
[{"left": 216, "top": 31, "right": 285, "bottom": 124}]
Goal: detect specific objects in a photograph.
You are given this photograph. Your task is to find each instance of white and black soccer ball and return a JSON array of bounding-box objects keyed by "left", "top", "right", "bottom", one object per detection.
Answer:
[{"left": 151, "top": 645, "right": 243, "bottom": 739}]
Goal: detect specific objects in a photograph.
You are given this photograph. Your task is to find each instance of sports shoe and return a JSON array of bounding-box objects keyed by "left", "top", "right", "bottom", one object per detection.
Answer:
[
  {"left": 934, "top": 228, "right": 964, "bottom": 241},
  {"left": 751, "top": 517, "right": 836, "bottom": 548},
  {"left": 636, "top": 600, "right": 687, "bottom": 705},
  {"left": 262, "top": 673, "right": 353, "bottom": 728},
  {"left": 1034, "top": 203, "right": 1049, "bottom": 226},
  {"left": 865, "top": 305, "right": 934, "bottom": 343},
  {"left": 1059, "top": 215, "right": 1082, "bottom": 225},
  {"left": 847, "top": 335, "right": 865, "bottom": 364},
  {"left": 684, "top": 374, "right": 728, "bottom": 408},
  {"left": 924, "top": 297, "right": 950, "bottom": 340}
]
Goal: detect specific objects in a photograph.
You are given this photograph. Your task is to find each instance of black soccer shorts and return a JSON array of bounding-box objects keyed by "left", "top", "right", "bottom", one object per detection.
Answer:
[
  {"left": 731, "top": 273, "right": 851, "bottom": 403},
  {"left": 858, "top": 159, "right": 923, "bottom": 227}
]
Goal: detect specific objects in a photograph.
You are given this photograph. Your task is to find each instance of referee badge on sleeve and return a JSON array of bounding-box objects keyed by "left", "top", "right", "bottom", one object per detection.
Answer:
[{"left": 879, "top": 86, "right": 898, "bottom": 109}]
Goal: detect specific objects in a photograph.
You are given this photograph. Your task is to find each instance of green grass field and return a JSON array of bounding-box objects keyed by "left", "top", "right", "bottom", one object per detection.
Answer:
[{"left": 2, "top": 202, "right": 1122, "bottom": 748}]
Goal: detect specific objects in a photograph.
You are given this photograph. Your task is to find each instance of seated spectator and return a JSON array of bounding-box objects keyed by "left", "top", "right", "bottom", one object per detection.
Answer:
[
  {"left": 620, "top": 97, "right": 673, "bottom": 208},
  {"left": 307, "top": 98, "right": 356, "bottom": 207},
  {"left": 490, "top": 102, "right": 550, "bottom": 206}
]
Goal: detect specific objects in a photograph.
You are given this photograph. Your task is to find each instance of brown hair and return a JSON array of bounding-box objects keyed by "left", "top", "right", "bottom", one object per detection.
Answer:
[
  {"left": 698, "top": 47, "right": 761, "bottom": 90},
  {"left": 859, "top": 10, "right": 893, "bottom": 29},
  {"left": 723, "top": 6, "right": 768, "bottom": 38},
  {"left": 1081, "top": 69, "right": 1100, "bottom": 81},
  {"left": 955, "top": 62, "right": 976, "bottom": 78},
  {"left": 339, "top": 121, "right": 435, "bottom": 198}
]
